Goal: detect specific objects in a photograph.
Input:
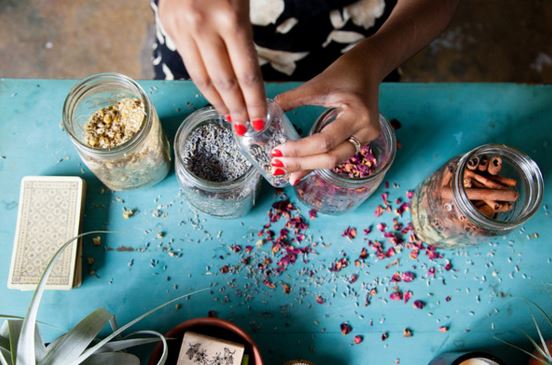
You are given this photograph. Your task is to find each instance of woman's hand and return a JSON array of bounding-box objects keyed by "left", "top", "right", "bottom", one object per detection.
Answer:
[
  {"left": 159, "top": 0, "right": 267, "bottom": 135},
  {"left": 274, "top": 47, "right": 382, "bottom": 185}
]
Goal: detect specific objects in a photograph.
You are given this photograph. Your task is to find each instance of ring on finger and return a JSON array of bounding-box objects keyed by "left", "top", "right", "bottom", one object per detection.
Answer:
[{"left": 347, "top": 136, "right": 362, "bottom": 154}]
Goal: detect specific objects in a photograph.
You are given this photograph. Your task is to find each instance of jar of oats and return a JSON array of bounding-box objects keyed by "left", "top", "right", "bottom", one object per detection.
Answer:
[
  {"left": 174, "top": 107, "right": 261, "bottom": 218},
  {"left": 294, "top": 109, "right": 396, "bottom": 215},
  {"left": 411, "top": 144, "right": 543, "bottom": 248},
  {"left": 63, "top": 73, "right": 171, "bottom": 190}
]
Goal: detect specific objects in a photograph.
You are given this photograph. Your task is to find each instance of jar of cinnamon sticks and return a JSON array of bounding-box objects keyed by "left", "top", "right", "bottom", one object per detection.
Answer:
[{"left": 411, "top": 144, "right": 543, "bottom": 248}]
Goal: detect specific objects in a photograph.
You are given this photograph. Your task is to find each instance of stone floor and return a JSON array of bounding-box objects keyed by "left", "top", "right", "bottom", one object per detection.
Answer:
[{"left": 0, "top": 0, "right": 550, "bottom": 83}]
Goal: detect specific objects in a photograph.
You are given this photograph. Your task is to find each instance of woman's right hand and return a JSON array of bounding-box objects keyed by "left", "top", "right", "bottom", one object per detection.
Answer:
[{"left": 159, "top": 0, "right": 267, "bottom": 135}]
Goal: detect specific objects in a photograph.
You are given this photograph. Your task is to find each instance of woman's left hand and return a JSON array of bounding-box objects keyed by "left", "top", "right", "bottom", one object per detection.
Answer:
[{"left": 273, "top": 48, "right": 382, "bottom": 185}]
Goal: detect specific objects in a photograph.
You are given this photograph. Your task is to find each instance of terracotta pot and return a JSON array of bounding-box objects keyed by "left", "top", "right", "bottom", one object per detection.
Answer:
[{"left": 148, "top": 317, "right": 264, "bottom": 365}]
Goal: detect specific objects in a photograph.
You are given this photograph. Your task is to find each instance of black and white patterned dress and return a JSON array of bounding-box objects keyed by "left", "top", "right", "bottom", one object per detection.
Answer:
[{"left": 151, "top": 0, "right": 398, "bottom": 81}]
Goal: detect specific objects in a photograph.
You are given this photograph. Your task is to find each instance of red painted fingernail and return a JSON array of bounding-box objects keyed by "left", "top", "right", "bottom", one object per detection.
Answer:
[
  {"left": 225, "top": 114, "right": 232, "bottom": 123},
  {"left": 273, "top": 168, "right": 286, "bottom": 176},
  {"left": 252, "top": 118, "right": 265, "bottom": 131},
  {"left": 271, "top": 149, "right": 283, "bottom": 157},
  {"left": 233, "top": 123, "right": 247, "bottom": 136},
  {"left": 271, "top": 159, "right": 284, "bottom": 168}
]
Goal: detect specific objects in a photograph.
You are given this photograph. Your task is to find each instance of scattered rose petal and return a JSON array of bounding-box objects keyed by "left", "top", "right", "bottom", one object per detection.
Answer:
[
  {"left": 340, "top": 322, "right": 352, "bottom": 335},
  {"left": 354, "top": 335, "right": 363, "bottom": 344},
  {"left": 413, "top": 300, "right": 425, "bottom": 309}
]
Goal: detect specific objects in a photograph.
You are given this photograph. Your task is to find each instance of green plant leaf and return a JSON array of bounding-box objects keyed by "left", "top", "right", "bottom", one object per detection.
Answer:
[
  {"left": 0, "top": 337, "right": 9, "bottom": 352},
  {"left": 495, "top": 335, "right": 545, "bottom": 362},
  {"left": 7, "top": 321, "right": 22, "bottom": 365},
  {"left": 40, "top": 308, "right": 113, "bottom": 365},
  {"left": 76, "top": 288, "right": 209, "bottom": 364},
  {"left": 0, "top": 347, "right": 11, "bottom": 365},
  {"left": 80, "top": 352, "right": 140, "bottom": 365},
  {"left": 95, "top": 337, "right": 160, "bottom": 353},
  {"left": 17, "top": 231, "right": 109, "bottom": 365},
  {"left": 531, "top": 314, "right": 552, "bottom": 360},
  {"left": 125, "top": 330, "right": 167, "bottom": 365},
  {"left": 520, "top": 329, "right": 551, "bottom": 361}
]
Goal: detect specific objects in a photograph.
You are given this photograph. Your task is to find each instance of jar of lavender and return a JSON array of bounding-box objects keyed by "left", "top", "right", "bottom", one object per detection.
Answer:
[
  {"left": 234, "top": 99, "right": 300, "bottom": 187},
  {"left": 411, "top": 144, "right": 543, "bottom": 248},
  {"left": 175, "top": 107, "right": 261, "bottom": 218},
  {"left": 294, "top": 109, "right": 396, "bottom": 215}
]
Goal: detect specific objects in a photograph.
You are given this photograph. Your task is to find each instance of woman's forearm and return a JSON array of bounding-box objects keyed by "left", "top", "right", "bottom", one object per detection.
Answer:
[{"left": 352, "top": 0, "right": 460, "bottom": 81}]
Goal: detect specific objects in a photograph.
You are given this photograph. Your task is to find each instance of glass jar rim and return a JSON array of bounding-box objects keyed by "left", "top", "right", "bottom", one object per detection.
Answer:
[
  {"left": 309, "top": 108, "right": 397, "bottom": 187},
  {"left": 174, "top": 106, "right": 258, "bottom": 192},
  {"left": 62, "top": 72, "right": 153, "bottom": 156},
  {"left": 453, "top": 143, "right": 544, "bottom": 231}
]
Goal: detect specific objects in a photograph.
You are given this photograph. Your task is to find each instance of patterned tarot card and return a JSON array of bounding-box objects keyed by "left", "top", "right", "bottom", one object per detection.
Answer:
[
  {"left": 177, "top": 331, "right": 245, "bottom": 365},
  {"left": 8, "top": 176, "right": 86, "bottom": 290}
]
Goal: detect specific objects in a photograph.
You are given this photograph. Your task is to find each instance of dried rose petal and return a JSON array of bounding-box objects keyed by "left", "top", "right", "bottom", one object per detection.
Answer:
[
  {"left": 263, "top": 279, "right": 276, "bottom": 289},
  {"left": 340, "top": 322, "right": 353, "bottom": 335},
  {"left": 413, "top": 300, "right": 425, "bottom": 309},
  {"left": 444, "top": 259, "right": 453, "bottom": 271},
  {"left": 381, "top": 332, "right": 389, "bottom": 341},
  {"left": 445, "top": 296, "right": 451, "bottom": 302},
  {"left": 401, "top": 271, "right": 415, "bottom": 282},
  {"left": 342, "top": 226, "right": 357, "bottom": 240},
  {"left": 439, "top": 326, "right": 449, "bottom": 333},
  {"left": 403, "top": 328, "right": 413, "bottom": 337},
  {"left": 316, "top": 295, "right": 326, "bottom": 304},
  {"left": 377, "top": 223, "right": 387, "bottom": 232},
  {"left": 391, "top": 272, "right": 402, "bottom": 282},
  {"left": 349, "top": 273, "right": 359, "bottom": 283},
  {"left": 282, "top": 282, "right": 291, "bottom": 294},
  {"left": 354, "top": 335, "right": 363, "bottom": 344},
  {"left": 390, "top": 291, "right": 403, "bottom": 301},
  {"left": 309, "top": 209, "right": 317, "bottom": 219},
  {"left": 403, "top": 290, "right": 413, "bottom": 304}
]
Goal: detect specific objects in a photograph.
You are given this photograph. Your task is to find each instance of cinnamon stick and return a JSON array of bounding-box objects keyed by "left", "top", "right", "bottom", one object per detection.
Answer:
[
  {"left": 483, "top": 200, "right": 500, "bottom": 211},
  {"left": 495, "top": 202, "right": 513, "bottom": 212},
  {"left": 464, "top": 170, "right": 506, "bottom": 189},
  {"left": 467, "top": 157, "right": 480, "bottom": 171},
  {"left": 490, "top": 175, "right": 517, "bottom": 187},
  {"left": 478, "top": 156, "right": 489, "bottom": 171},
  {"left": 441, "top": 187, "right": 519, "bottom": 202},
  {"left": 487, "top": 156, "right": 502, "bottom": 175},
  {"left": 477, "top": 203, "right": 496, "bottom": 218}
]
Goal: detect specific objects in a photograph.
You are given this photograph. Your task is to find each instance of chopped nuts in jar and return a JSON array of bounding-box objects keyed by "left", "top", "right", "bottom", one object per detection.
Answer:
[{"left": 84, "top": 98, "right": 145, "bottom": 149}]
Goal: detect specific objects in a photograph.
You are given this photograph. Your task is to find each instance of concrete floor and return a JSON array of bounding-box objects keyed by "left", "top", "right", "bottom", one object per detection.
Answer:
[{"left": 0, "top": 0, "right": 550, "bottom": 83}]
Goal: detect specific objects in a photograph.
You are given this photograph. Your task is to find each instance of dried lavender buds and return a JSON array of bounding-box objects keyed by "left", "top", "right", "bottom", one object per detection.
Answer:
[
  {"left": 175, "top": 108, "right": 261, "bottom": 218},
  {"left": 84, "top": 98, "right": 145, "bottom": 149},
  {"left": 182, "top": 123, "right": 251, "bottom": 182}
]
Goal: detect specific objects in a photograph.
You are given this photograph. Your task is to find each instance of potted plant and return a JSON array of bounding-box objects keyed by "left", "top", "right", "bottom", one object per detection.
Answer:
[
  {"left": 0, "top": 232, "right": 207, "bottom": 365},
  {"left": 147, "top": 317, "right": 264, "bottom": 365}
]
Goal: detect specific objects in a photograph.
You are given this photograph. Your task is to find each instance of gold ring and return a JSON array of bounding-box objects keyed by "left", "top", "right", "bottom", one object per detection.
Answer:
[{"left": 347, "top": 136, "right": 362, "bottom": 154}]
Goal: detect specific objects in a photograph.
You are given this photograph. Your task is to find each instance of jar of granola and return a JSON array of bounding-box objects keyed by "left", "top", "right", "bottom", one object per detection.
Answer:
[
  {"left": 294, "top": 109, "right": 397, "bottom": 215},
  {"left": 234, "top": 99, "right": 300, "bottom": 187},
  {"left": 174, "top": 107, "right": 261, "bottom": 218},
  {"left": 63, "top": 73, "right": 171, "bottom": 190},
  {"left": 411, "top": 144, "right": 543, "bottom": 248}
]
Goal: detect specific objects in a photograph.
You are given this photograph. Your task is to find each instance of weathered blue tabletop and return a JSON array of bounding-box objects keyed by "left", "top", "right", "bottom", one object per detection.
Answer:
[{"left": 1, "top": 80, "right": 551, "bottom": 365}]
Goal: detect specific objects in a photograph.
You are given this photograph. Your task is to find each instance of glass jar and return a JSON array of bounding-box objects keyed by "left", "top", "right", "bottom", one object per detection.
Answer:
[
  {"left": 411, "top": 144, "right": 543, "bottom": 248},
  {"left": 234, "top": 99, "right": 300, "bottom": 187},
  {"left": 294, "top": 109, "right": 396, "bottom": 214},
  {"left": 63, "top": 73, "right": 171, "bottom": 191},
  {"left": 174, "top": 107, "right": 261, "bottom": 218}
]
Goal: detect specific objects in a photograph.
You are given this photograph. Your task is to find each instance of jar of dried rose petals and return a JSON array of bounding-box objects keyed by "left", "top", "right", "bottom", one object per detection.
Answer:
[
  {"left": 411, "top": 144, "right": 543, "bottom": 248},
  {"left": 294, "top": 109, "right": 396, "bottom": 214},
  {"left": 63, "top": 73, "right": 171, "bottom": 190}
]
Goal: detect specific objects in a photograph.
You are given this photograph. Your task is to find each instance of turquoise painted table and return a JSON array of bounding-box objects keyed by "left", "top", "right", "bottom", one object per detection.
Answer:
[{"left": 1, "top": 80, "right": 551, "bottom": 365}]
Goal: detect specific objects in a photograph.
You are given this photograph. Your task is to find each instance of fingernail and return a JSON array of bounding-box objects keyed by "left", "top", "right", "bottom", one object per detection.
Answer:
[
  {"left": 271, "top": 149, "right": 283, "bottom": 157},
  {"left": 233, "top": 123, "right": 247, "bottom": 136},
  {"left": 273, "top": 168, "right": 286, "bottom": 176},
  {"left": 271, "top": 159, "right": 284, "bottom": 168},
  {"left": 289, "top": 176, "right": 297, "bottom": 186},
  {"left": 252, "top": 118, "right": 265, "bottom": 131},
  {"left": 225, "top": 114, "right": 232, "bottom": 123}
]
